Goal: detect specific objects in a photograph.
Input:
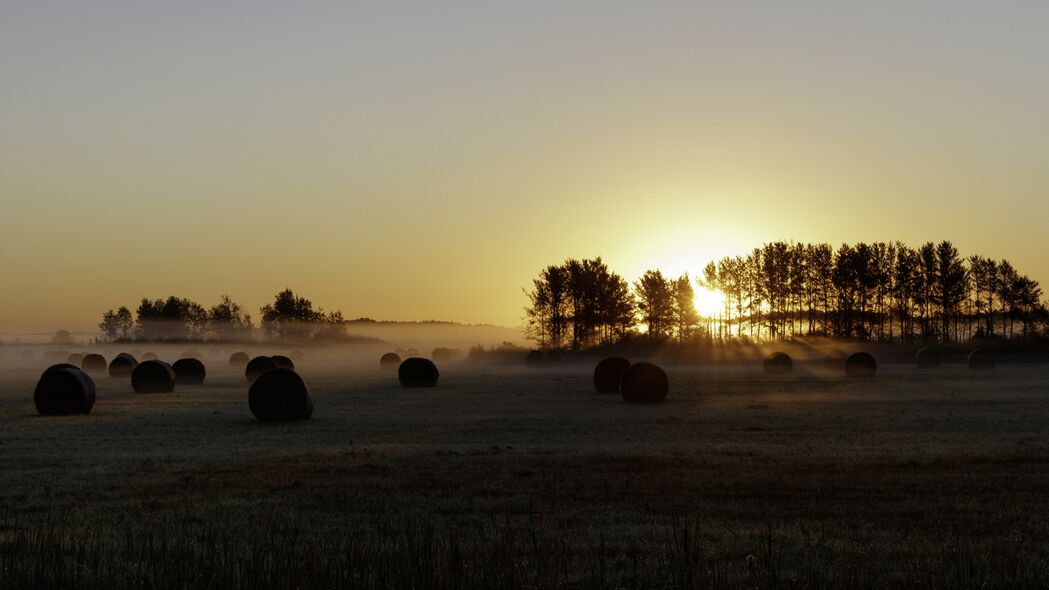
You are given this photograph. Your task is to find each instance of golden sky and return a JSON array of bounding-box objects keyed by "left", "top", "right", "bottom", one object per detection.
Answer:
[{"left": 1, "top": 3, "right": 1047, "bottom": 331}]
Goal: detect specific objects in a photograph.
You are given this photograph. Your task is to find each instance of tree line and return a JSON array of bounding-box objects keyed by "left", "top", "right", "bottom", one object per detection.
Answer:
[
  {"left": 99, "top": 289, "right": 345, "bottom": 342},
  {"left": 524, "top": 242, "right": 1047, "bottom": 349}
]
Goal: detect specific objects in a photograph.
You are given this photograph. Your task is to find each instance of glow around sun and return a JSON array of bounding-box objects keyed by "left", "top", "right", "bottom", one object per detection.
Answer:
[{"left": 693, "top": 286, "right": 726, "bottom": 318}]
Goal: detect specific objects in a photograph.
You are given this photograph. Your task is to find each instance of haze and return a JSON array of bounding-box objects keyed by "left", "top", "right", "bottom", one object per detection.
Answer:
[{"left": 2, "top": 2, "right": 1047, "bottom": 332}]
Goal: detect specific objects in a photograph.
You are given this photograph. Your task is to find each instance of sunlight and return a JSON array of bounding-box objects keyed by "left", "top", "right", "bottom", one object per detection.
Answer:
[{"left": 693, "top": 286, "right": 725, "bottom": 318}]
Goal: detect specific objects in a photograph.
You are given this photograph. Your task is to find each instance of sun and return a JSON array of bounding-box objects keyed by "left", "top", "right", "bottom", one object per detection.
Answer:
[{"left": 693, "top": 286, "right": 726, "bottom": 318}]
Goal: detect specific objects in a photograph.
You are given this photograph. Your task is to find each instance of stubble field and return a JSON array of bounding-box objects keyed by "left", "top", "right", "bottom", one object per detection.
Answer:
[{"left": 2, "top": 348, "right": 1048, "bottom": 588}]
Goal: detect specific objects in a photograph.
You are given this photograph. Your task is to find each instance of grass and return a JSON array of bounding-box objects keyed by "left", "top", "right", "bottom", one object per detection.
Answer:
[{"left": 4, "top": 358, "right": 1049, "bottom": 588}]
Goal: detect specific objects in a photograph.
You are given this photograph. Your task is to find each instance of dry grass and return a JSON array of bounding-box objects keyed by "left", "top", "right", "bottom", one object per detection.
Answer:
[{"left": 2, "top": 354, "right": 1049, "bottom": 588}]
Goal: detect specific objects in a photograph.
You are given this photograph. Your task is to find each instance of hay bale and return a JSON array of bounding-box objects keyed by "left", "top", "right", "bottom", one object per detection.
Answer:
[
  {"left": 67, "top": 353, "right": 85, "bottom": 366},
  {"left": 593, "top": 357, "right": 631, "bottom": 394},
  {"left": 173, "top": 358, "right": 207, "bottom": 386},
  {"left": 246, "top": 356, "right": 277, "bottom": 383},
  {"left": 824, "top": 350, "right": 848, "bottom": 370},
  {"left": 620, "top": 362, "right": 668, "bottom": 403},
  {"left": 44, "top": 363, "right": 80, "bottom": 373},
  {"left": 915, "top": 347, "right": 940, "bottom": 368},
  {"left": 248, "top": 368, "right": 313, "bottom": 422},
  {"left": 380, "top": 352, "right": 402, "bottom": 370},
  {"left": 131, "top": 360, "right": 176, "bottom": 394},
  {"left": 34, "top": 367, "right": 96, "bottom": 416},
  {"left": 525, "top": 350, "right": 544, "bottom": 367},
  {"left": 432, "top": 347, "right": 458, "bottom": 362},
  {"left": 763, "top": 352, "right": 793, "bottom": 375},
  {"left": 81, "top": 353, "right": 107, "bottom": 374},
  {"left": 229, "top": 352, "right": 249, "bottom": 368},
  {"left": 271, "top": 355, "right": 295, "bottom": 370},
  {"left": 142, "top": 352, "right": 158, "bottom": 361},
  {"left": 398, "top": 357, "right": 439, "bottom": 388},
  {"left": 108, "top": 353, "right": 138, "bottom": 378},
  {"left": 968, "top": 347, "right": 996, "bottom": 370},
  {"left": 846, "top": 352, "right": 877, "bottom": 377}
]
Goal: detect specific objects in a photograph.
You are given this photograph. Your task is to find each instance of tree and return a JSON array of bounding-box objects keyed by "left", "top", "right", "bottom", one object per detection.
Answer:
[
  {"left": 634, "top": 270, "right": 675, "bottom": 340},
  {"left": 672, "top": 274, "right": 700, "bottom": 342},
  {"left": 934, "top": 241, "right": 968, "bottom": 342},
  {"left": 209, "top": 295, "right": 252, "bottom": 341},
  {"left": 99, "top": 307, "right": 134, "bottom": 341}
]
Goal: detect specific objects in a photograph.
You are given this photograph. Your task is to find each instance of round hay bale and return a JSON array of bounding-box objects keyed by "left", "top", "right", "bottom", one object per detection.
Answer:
[
  {"left": 968, "top": 347, "right": 996, "bottom": 370},
  {"left": 525, "top": 350, "right": 544, "bottom": 367},
  {"left": 846, "top": 352, "right": 877, "bottom": 377},
  {"left": 432, "top": 347, "right": 458, "bottom": 362},
  {"left": 248, "top": 368, "right": 313, "bottom": 422},
  {"left": 620, "top": 362, "right": 668, "bottom": 403},
  {"left": 180, "top": 349, "right": 203, "bottom": 360},
  {"left": 380, "top": 352, "right": 401, "bottom": 370},
  {"left": 398, "top": 357, "right": 439, "bottom": 388},
  {"left": 763, "top": 352, "right": 793, "bottom": 375},
  {"left": 142, "top": 352, "right": 158, "bottom": 361},
  {"left": 915, "top": 347, "right": 940, "bottom": 368},
  {"left": 593, "top": 357, "right": 631, "bottom": 394},
  {"left": 271, "top": 355, "right": 295, "bottom": 370},
  {"left": 173, "top": 358, "right": 206, "bottom": 386},
  {"left": 108, "top": 353, "right": 138, "bottom": 378},
  {"left": 246, "top": 356, "right": 278, "bottom": 383},
  {"left": 824, "top": 350, "right": 848, "bottom": 370},
  {"left": 44, "top": 363, "right": 80, "bottom": 373},
  {"left": 67, "top": 353, "right": 85, "bottom": 366},
  {"left": 81, "top": 353, "right": 107, "bottom": 374},
  {"left": 229, "top": 352, "right": 249, "bottom": 367},
  {"left": 34, "top": 367, "right": 96, "bottom": 416},
  {"left": 131, "top": 360, "right": 176, "bottom": 394}
]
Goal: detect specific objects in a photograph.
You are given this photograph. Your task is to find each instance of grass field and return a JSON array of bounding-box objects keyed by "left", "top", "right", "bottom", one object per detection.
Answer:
[{"left": 2, "top": 349, "right": 1049, "bottom": 588}]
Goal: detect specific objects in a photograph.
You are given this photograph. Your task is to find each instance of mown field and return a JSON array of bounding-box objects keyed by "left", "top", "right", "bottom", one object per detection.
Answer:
[{"left": 2, "top": 348, "right": 1049, "bottom": 589}]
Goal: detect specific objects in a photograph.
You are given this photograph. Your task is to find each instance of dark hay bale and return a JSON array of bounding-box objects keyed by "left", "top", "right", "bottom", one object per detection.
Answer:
[
  {"left": 525, "top": 350, "right": 544, "bottom": 367},
  {"left": 969, "top": 348, "right": 996, "bottom": 370},
  {"left": 108, "top": 353, "right": 138, "bottom": 378},
  {"left": 81, "top": 353, "right": 107, "bottom": 374},
  {"left": 180, "top": 350, "right": 203, "bottom": 360},
  {"left": 380, "top": 352, "right": 402, "bottom": 370},
  {"left": 246, "top": 356, "right": 278, "bottom": 383},
  {"left": 399, "top": 357, "right": 439, "bottom": 388},
  {"left": 131, "top": 360, "right": 176, "bottom": 394},
  {"left": 547, "top": 350, "right": 563, "bottom": 364},
  {"left": 915, "top": 347, "right": 940, "bottom": 368},
  {"left": 248, "top": 368, "right": 313, "bottom": 422},
  {"left": 846, "top": 352, "right": 877, "bottom": 377},
  {"left": 67, "top": 353, "right": 85, "bottom": 366},
  {"left": 271, "top": 355, "right": 295, "bottom": 370},
  {"left": 229, "top": 352, "right": 249, "bottom": 367},
  {"left": 173, "top": 358, "right": 207, "bottom": 386},
  {"left": 620, "top": 362, "right": 669, "bottom": 404},
  {"left": 824, "top": 350, "right": 848, "bottom": 370},
  {"left": 763, "top": 352, "right": 793, "bottom": 375},
  {"left": 432, "top": 347, "right": 459, "bottom": 362},
  {"left": 142, "top": 352, "right": 158, "bottom": 361},
  {"left": 34, "top": 367, "right": 96, "bottom": 416},
  {"left": 593, "top": 357, "right": 631, "bottom": 394},
  {"left": 44, "top": 363, "right": 80, "bottom": 373}
]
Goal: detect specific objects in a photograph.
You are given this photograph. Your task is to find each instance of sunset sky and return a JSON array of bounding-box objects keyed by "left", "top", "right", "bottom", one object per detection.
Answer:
[{"left": 2, "top": 2, "right": 1047, "bottom": 332}]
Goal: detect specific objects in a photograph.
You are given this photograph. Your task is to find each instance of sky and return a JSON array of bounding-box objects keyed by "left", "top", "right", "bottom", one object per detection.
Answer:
[{"left": 1, "top": 2, "right": 1047, "bottom": 332}]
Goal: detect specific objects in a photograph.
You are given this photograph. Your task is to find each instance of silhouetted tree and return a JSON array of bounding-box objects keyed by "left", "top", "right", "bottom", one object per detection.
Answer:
[
  {"left": 99, "top": 307, "right": 134, "bottom": 341},
  {"left": 672, "top": 274, "right": 700, "bottom": 342},
  {"left": 634, "top": 270, "right": 675, "bottom": 340}
]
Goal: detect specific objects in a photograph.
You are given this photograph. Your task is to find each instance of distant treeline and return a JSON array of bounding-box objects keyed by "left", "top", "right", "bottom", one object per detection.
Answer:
[
  {"left": 99, "top": 289, "right": 346, "bottom": 343},
  {"left": 524, "top": 242, "right": 1047, "bottom": 349}
]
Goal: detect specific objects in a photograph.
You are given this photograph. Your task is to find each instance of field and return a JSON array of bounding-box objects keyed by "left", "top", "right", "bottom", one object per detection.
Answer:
[{"left": 3, "top": 347, "right": 1049, "bottom": 588}]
